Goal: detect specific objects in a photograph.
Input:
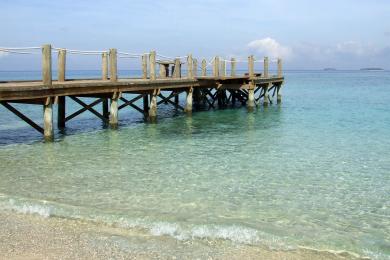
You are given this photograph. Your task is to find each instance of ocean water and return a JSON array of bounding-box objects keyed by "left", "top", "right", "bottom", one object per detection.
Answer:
[{"left": 0, "top": 70, "right": 389, "bottom": 259}]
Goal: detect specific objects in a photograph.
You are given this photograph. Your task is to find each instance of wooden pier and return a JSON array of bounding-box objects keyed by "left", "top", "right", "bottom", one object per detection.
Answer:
[{"left": 0, "top": 44, "right": 284, "bottom": 140}]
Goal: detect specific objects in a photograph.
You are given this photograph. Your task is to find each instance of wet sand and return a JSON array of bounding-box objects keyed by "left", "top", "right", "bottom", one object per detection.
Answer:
[{"left": 0, "top": 211, "right": 367, "bottom": 260}]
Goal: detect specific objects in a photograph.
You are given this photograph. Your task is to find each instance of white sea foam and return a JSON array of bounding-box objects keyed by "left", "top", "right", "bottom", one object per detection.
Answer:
[{"left": 4, "top": 198, "right": 52, "bottom": 218}]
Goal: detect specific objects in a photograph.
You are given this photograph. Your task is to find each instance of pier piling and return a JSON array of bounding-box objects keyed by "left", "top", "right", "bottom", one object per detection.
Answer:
[
  {"left": 58, "top": 49, "right": 66, "bottom": 82},
  {"left": 42, "top": 44, "right": 52, "bottom": 86},
  {"left": 102, "top": 52, "right": 108, "bottom": 80},
  {"left": 109, "top": 48, "right": 118, "bottom": 82},
  {"left": 109, "top": 92, "right": 119, "bottom": 128}
]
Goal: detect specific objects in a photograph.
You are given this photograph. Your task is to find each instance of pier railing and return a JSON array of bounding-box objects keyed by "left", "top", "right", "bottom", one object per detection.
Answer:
[{"left": 0, "top": 44, "right": 283, "bottom": 83}]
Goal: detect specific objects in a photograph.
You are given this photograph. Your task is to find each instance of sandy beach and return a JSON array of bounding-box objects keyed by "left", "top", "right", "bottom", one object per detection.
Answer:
[{"left": 0, "top": 211, "right": 368, "bottom": 260}]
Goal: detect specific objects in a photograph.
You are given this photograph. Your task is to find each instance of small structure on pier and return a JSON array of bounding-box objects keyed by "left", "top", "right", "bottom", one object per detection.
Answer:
[{"left": 0, "top": 44, "right": 284, "bottom": 140}]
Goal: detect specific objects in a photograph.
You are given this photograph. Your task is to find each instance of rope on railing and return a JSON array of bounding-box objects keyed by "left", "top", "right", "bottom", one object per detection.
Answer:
[
  {"left": 0, "top": 47, "right": 41, "bottom": 55},
  {"left": 53, "top": 47, "right": 107, "bottom": 55}
]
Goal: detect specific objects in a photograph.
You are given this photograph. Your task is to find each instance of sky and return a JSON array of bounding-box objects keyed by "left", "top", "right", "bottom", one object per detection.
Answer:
[{"left": 0, "top": 0, "right": 390, "bottom": 70}]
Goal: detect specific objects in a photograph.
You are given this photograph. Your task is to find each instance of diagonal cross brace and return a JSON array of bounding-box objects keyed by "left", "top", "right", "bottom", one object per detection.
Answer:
[{"left": 66, "top": 97, "right": 108, "bottom": 123}]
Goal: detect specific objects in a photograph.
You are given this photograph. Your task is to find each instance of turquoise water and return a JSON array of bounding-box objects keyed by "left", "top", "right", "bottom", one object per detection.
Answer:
[{"left": 0, "top": 71, "right": 389, "bottom": 259}]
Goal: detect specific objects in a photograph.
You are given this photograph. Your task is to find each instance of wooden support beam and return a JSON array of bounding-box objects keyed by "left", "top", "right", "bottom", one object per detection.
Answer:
[
  {"left": 247, "top": 82, "right": 255, "bottom": 110},
  {"left": 185, "top": 87, "right": 193, "bottom": 113},
  {"left": 248, "top": 55, "right": 254, "bottom": 78},
  {"left": 57, "top": 96, "right": 66, "bottom": 128},
  {"left": 109, "top": 48, "right": 118, "bottom": 82},
  {"left": 58, "top": 49, "right": 66, "bottom": 82},
  {"left": 66, "top": 97, "right": 107, "bottom": 122},
  {"left": 201, "top": 59, "right": 207, "bottom": 76},
  {"left": 1, "top": 101, "right": 44, "bottom": 134},
  {"left": 148, "top": 89, "right": 158, "bottom": 121},
  {"left": 277, "top": 84, "right": 282, "bottom": 104},
  {"left": 119, "top": 95, "right": 145, "bottom": 114},
  {"left": 102, "top": 52, "right": 108, "bottom": 80},
  {"left": 102, "top": 98, "right": 109, "bottom": 119},
  {"left": 149, "top": 51, "right": 156, "bottom": 80},
  {"left": 264, "top": 57, "right": 269, "bottom": 78},
  {"left": 142, "top": 54, "right": 148, "bottom": 79},
  {"left": 231, "top": 58, "right": 236, "bottom": 76},
  {"left": 263, "top": 83, "right": 270, "bottom": 106},
  {"left": 43, "top": 97, "right": 53, "bottom": 140},
  {"left": 42, "top": 44, "right": 52, "bottom": 87},
  {"left": 109, "top": 92, "right": 119, "bottom": 127},
  {"left": 143, "top": 95, "right": 149, "bottom": 118}
]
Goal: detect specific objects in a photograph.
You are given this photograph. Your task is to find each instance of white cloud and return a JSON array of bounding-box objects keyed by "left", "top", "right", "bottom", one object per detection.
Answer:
[{"left": 247, "top": 38, "right": 292, "bottom": 60}]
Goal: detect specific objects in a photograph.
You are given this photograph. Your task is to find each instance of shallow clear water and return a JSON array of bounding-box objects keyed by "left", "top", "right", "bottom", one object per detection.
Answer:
[{"left": 0, "top": 71, "right": 389, "bottom": 259}]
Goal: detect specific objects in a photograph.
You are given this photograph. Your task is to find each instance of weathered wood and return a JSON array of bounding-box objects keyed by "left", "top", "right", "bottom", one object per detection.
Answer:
[
  {"left": 159, "top": 64, "right": 167, "bottom": 78},
  {"left": 187, "top": 54, "right": 193, "bottom": 79},
  {"left": 142, "top": 54, "right": 148, "bottom": 79},
  {"left": 66, "top": 97, "right": 107, "bottom": 122},
  {"left": 102, "top": 52, "right": 108, "bottom": 80},
  {"left": 149, "top": 51, "right": 156, "bottom": 80},
  {"left": 143, "top": 95, "right": 149, "bottom": 118},
  {"left": 277, "top": 58, "right": 282, "bottom": 77},
  {"left": 109, "top": 48, "right": 118, "bottom": 82},
  {"left": 1, "top": 102, "right": 44, "bottom": 134},
  {"left": 58, "top": 49, "right": 66, "bottom": 82},
  {"left": 221, "top": 60, "right": 226, "bottom": 77},
  {"left": 185, "top": 87, "right": 193, "bottom": 113},
  {"left": 264, "top": 57, "right": 269, "bottom": 78},
  {"left": 102, "top": 98, "right": 109, "bottom": 119},
  {"left": 58, "top": 96, "right": 66, "bottom": 128},
  {"left": 148, "top": 89, "right": 158, "bottom": 121},
  {"left": 248, "top": 55, "right": 254, "bottom": 78},
  {"left": 247, "top": 82, "right": 255, "bottom": 110},
  {"left": 42, "top": 44, "right": 52, "bottom": 86},
  {"left": 173, "top": 58, "right": 181, "bottom": 78},
  {"left": 277, "top": 84, "right": 282, "bottom": 104},
  {"left": 109, "top": 92, "right": 119, "bottom": 127},
  {"left": 43, "top": 98, "right": 53, "bottom": 139},
  {"left": 213, "top": 56, "right": 220, "bottom": 77},
  {"left": 263, "top": 83, "right": 270, "bottom": 106},
  {"left": 193, "top": 59, "right": 198, "bottom": 77},
  {"left": 231, "top": 58, "right": 236, "bottom": 77},
  {"left": 201, "top": 59, "right": 207, "bottom": 76}
]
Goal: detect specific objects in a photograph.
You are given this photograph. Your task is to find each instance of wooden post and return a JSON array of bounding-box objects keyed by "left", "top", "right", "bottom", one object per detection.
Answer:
[
  {"left": 57, "top": 96, "right": 66, "bottom": 128},
  {"left": 142, "top": 54, "right": 148, "bottom": 79},
  {"left": 102, "top": 98, "right": 109, "bottom": 119},
  {"left": 277, "top": 84, "right": 282, "bottom": 104},
  {"left": 220, "top": 60, "right": 226, "bottom": 77},
  {"left": 193, "top": 59, "right": 198, "bottom": 77},
  {"left": 187, "top": 54, "right": 193, "bottom": 79},
  {"left": 43, "top": 97, "right": 53, "bottom": 139},
  {"left": 263, "top": 84, "right": 270, "bottom": 106},
  {"left": 143, "top": 95, "right": 149, "bottom": 118},
  {"left": 213, "top": 56, "right": 220, "bottom": 77},
  {"left": 277, "top": 58, "right": 282, "bottom": 77},
  {"left": 248, "top": 55, "right": 254, "bottom": 78},
  {"left": 264, "top": 57, "right": 269, "bottom": 78},
  {"left": 159, "top": 64, "right": 166, "bottom": 78},
  {"left": 185, "top": 87, "right": 193, "bottom": 113},
  {"left": 109, "top": 92, "right": 119, "bottom": 128},
  {"left": 231, "top": 58, "right": 236, "bottom": 76},
  {"left": 149, "top": 51, "right": 156, "bottom": 80},
  {"left": 109, "top": 48, "right": 117, "bottom": 82},
  {"left": 42, "top": 44, "right": 52, "bottom": 86},
  {"left": 173, "top": 58, "right": 181, "bottom": 78},
  {"left": 148, "top": 89, "right": 158, "bottom": 121},
  {"left": 201, "top": 59, "right": 207, "bottom": 76},
  {"left": 247, "top": 82, "right": 255, "bottom": 110},
  {"left": 57, "top": 49, "right": 66, "bottom": 82},
  {"left": 102, "top": 52, "right": 108, "bottom": 80}
]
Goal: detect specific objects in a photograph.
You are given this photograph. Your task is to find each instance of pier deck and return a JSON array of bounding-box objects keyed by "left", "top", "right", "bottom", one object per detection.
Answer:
[{"left": 0, "top": 45, "right": 285, "bottom": 140}]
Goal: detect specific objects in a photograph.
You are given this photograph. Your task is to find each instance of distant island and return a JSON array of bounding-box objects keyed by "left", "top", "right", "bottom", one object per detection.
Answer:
[
  {"left": 360, "top": 68, "right": 384, "bottom": 71},
  {"left": 324, "top": 68, "right": 337, "bottom": 71}
]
